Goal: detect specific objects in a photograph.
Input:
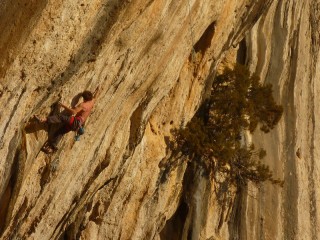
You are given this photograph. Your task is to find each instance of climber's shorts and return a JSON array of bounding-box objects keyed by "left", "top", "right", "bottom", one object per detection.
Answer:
[
  {"left": 68, "top": 116, "right": 83, "bottom": 131},
  {"left": 47, "top": 114, "right": 83, "bottom": 131}
]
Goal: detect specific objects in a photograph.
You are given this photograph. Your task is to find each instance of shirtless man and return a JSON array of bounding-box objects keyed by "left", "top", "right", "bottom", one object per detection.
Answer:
[{"left": 40, "top": 87, "right": 100, "bottom": 153}]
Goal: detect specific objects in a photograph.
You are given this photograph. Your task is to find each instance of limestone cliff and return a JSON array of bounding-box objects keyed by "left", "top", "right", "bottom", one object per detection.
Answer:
[
  {"left": 0, "top": 0, "right": 318, "bottom": 239},
  {"left": 237, "top": 1, "right": 320, "bottom": 239}
]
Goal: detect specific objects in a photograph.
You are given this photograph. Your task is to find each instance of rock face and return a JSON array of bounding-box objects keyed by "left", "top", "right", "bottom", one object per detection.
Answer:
[
  {"left": 237, "top": 1, "right": 320, "bottom": 240},
  {"left": 0, "top": 0, "right": 318, "bottom": 239}
]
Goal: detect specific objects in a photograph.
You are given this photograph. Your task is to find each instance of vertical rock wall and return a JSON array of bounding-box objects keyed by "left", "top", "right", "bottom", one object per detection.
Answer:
[
  {"left": 239, "top": 0, "right": 320, "bottom": 239},
  {"left": 0, "top": 0, "right": 273, "bottom": 239}
]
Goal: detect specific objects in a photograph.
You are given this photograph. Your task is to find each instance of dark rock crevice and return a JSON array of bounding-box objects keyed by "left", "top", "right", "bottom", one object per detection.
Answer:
[
  {"left": 310, "top": 0, "right": 320, "bottom": 69},
  {"left": 227, "top": 187, "right": 245, "bottom": 240},
  {"left": 193, "top": 21, "right": 216, "bottom": 57},
  {"left": 236, "top": 39, "right": 247, "bottom": 65},
  {"left": 282, "top": 27, "right": 299, "bottom": 240},
  {"left": 189, "top": 20, "right": 216, "bottom": 68},
  {"left": 308, "top": 6, "right": 320, "bottom": 236},
  {"left": 0, "top": 86, "right": 26, "bottom": 146},
  {"left": 0, "top": 130, "right": 27, "bottom": 237},
  {"left": 128, "top": 97, "right": 150, "bottom": 152},
  {"left": 160, "top": 163, "right": 194, "bottom": 240},
  {"left": 160, "top": 200, "right": 189, "bottom": 240},
  {"left": 307, "top": 20, "right": 318, "bottom": 240}
]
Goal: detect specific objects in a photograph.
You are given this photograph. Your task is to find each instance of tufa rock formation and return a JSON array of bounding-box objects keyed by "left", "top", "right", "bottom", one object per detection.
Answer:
[{"left": 0, "top": 0, "right": 319, "bottom": 239}]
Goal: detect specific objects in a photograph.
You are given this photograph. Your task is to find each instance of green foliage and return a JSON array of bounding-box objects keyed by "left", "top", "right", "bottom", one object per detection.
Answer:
[
  {"left": 212, "top": 64, "right": 283, "bottom": 133},
  {"left": 173, "top": 64, "right": 283, "bottom": 187}
]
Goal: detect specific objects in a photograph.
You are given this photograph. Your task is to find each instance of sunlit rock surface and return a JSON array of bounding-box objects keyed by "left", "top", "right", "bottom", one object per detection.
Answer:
[
  {"left": 1, "top": 0, "right": 318, "bottom": 239},
  {"left": 238, "top": 1, "right": 320, "bottom": 240}
]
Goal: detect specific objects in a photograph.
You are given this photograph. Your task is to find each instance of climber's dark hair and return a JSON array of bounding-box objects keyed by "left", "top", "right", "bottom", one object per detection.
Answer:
[{"left": 82, "top": 91, "right": 93, "bottom": 101}]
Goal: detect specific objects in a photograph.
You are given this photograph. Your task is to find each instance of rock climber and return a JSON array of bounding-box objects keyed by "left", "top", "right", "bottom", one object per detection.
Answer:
[{"left": 37, "top": 86, "right": 100, "bottom": 153}]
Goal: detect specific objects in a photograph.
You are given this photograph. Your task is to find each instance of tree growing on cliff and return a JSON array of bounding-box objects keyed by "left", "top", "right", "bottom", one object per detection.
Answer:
[{"left": 173, "top": 64, "right": 283, "bottom": 187}]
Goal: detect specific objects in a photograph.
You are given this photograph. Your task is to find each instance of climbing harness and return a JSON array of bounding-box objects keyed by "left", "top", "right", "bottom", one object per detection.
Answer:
[{"left": 67, "top": 116, "right": 85, "bottom": 141}]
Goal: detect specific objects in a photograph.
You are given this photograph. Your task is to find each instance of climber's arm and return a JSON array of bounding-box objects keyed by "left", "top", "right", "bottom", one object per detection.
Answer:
[{"left": 59, "top": 102, "right": 83, "bottom": 115}]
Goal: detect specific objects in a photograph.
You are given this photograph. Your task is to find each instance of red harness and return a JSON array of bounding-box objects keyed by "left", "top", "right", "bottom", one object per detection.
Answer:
[{"left": 67, "top": 116, "right": 83, "bottom": 131}]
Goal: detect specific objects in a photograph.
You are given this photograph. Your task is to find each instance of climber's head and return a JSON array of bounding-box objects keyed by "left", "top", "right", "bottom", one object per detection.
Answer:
[{"left": 82, "top": 90, "right": 93, "bottom": 101}]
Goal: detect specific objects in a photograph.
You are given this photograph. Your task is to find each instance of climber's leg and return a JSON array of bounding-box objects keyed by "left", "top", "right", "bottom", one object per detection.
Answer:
[
  {"left": 47, "top": 125, "right": 71, "bottom": 150},
  {"left": 47, "top": 114, "right": 70, "bottom": 124}
]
